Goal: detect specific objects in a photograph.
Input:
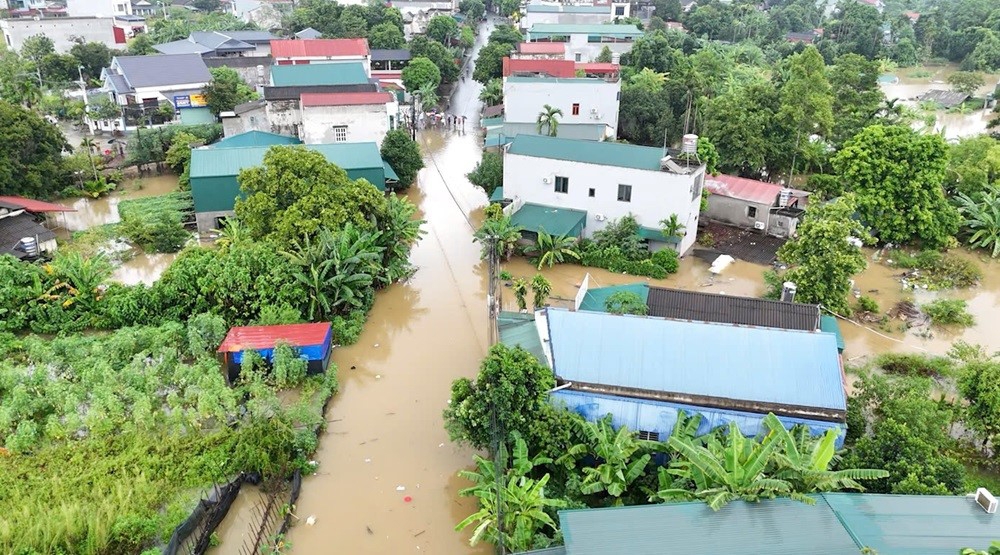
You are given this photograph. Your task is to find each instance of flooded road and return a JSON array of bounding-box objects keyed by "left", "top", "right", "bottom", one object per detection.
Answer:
[{"left": 286, "top": 18, "right": 498, "bottom": 555}]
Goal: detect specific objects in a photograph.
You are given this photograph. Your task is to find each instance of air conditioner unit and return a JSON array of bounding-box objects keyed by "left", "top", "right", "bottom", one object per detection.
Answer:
[
  {"left": 542, "top": 177, "right": 551, "bottom": 184},
  {"left": 976, "top": 488, "right": 998, "bottom": 513},
  {"left": 595, "top": 214, "right": 607, "bottom": 222},
  {"left": 753, "top": 221, "right": 766, "bottom": 230}
]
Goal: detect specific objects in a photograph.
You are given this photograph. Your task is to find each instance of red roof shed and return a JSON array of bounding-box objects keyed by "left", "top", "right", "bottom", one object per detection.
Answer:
[
  {"left": 271, "top": 38, "right": 370, "bottom": 59},
  {"left": 218, "top": 322, "right": 332, "bottom": 353},
  {"left": 0, "top": 196, "right": 76, "bottom": 212},
  {"left": 705, "top": 174, "right": 809, "bottom": 205},
  {"left": 502, "top": 57, "right": 576, "bottom": 78}
]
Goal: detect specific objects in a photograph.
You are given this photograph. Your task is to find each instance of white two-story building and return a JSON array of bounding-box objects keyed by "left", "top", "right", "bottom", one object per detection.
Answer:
[
  {"left": 500, "top": 134, "right": 705, "bottom": 254},
  {"left": 519, "top": 2, "right": 630, "bottom": 31},
  {"left": 299, "top": 91, "right": 398, "bottom": 145},
  {"left": 503, "top": 73, "right": 620, "bottom": 138},
  {"left": 101, "top": 53, "right": 213, "bottom": 125},
  {"left": 525, "top": 23, "right": 642, "bottom": 62}
]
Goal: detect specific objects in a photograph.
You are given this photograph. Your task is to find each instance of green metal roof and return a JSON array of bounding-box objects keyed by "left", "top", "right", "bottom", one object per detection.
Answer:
[
  {"left": 559, "top": 497, "right": 862, "bottom": 555},
  {"left": 578, "top": 283, "right": 649, "bottom": 313},
  {"left": 498, "top": 312, "right": 547, "bottom": 364},
  {"left": 514, "top": 548, "right": 566, "bottom": 555},
  {"left": 823, "top": 493, "right": 1000, "bottom": 555},
  {"left": 528, "top": 24, "right": 643, "bottom": 37},
  {"left": 489, "top": 186, "right": 504, "bottom": 203},
  {"left": 481, "top": 116, "right": 504, "bottom": 129},
  {"left": 637, "top": 226, "right": 681, "bottom": 244},
  {"left": 820, "top": 314, "right": 845, "bottom": 352},
  {"left": 211, "top": 131, "right": 301, "bottom": 149},
  {"left": 382, "top": 160, "right": 399, "bottom": 181},
  {"left": 270, "top": 62, "right": 370, "bottom": 86},
  {"left": 190, "top": 143, "right": 385, "bottom": 178},
  {"left": 506, "top": 135, "right": 669, "bottom": 172},
  {"left": 510, "top": 203, "right": 587, "bottom": 237}
]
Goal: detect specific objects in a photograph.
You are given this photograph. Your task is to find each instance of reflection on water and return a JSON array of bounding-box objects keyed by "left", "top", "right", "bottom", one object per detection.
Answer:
[
  {"left": 55, "top": 174, "right": 179, "bottom": 231},
  {"left": 880, "top": 64, "right": 999, "bottom": 141},
  {"left": 110, "top": 252, "right": 179, "bottom": 286}
]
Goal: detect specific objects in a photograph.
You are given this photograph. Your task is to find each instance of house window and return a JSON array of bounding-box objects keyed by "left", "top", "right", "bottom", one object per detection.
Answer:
[
  {"left": 588, "top": 188, "right": 595, "bottom": 197},
  {"left": 691, "top": 173, "right": 703, "bottom": 201},
  {"left": 615, "top": 5, "right": 625, "bottom": 15},
  {"left": 116, "top": 3, "right": 125, "bottom": 10},
  {"left": 747, "top": 206, "right": 758, "bottom": 218},
  {"left": 572, "top": 103, "right": 580, "bottom": 116},
  {"left": 637, "top": 430, "right": 658, "bottom": 441},
  {"left": 617, "top": 184, "right": 632, "bottom": 202},
  {"left": 554, "top": 176, "right": 569, "bottom": 194},
  {"left": 574, "top": 52, "right": 582, "bottom": 62},
  {"left": 333, "top": 125, "right": 348, "bottom": 142}
]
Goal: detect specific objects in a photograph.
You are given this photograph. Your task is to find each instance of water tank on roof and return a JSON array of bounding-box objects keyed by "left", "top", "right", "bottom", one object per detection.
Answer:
[
  {"left": 779, "top": 188, "right": 792, "bottom": 207},
  {"left": 19, "top": 237, "right": 38, "bottom": 257},
  {"left": 681, "top": 133, "right": 698, "bottom": 155}
]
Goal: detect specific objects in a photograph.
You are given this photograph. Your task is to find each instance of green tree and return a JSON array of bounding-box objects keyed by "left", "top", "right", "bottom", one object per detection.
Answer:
[
  {"left": 557, "top": 416, "right": 653, "bottom": 503},
  {"left": 455, "top": 433, "right": 566, "bottom": 551},
  {"left": 628, "top": 67, "right": 667, "bottom": 93},
  {"left": 473, "top": 214, "right": 522, "bottom": 261},
  {"left": 165, "top": 131, "right": 202, "bottom": 188},
  {"left": 408, "top": 36, "right": 459, "bottom": 84},
  {"left": 604, "top": 290, "right": 648, "bottom": 315},
  {"left": 701, "top": 82, "right": 783, "bottom": 178},
  {"left": 956, "top": 185, "right": 1000, "bottom": 257},
  {"left": 126, "top": 33, "right": 157, "bottom": 55},
  {"left": 478, "top": 78, "right": 503, "bottom": 106},
  {"left": 535, "top": 104, "right": 562, "bottom": 137},
  {"left": 832, "top": 124, "right": 960, "bottom": 247},
  {"left": 473, "top": 42, "right": 514, "bottom": 84},
  {"left": 525, "top": 230, "right": 579, "bottom": 269},
  {"left": 773, "top": 195, "right": 870, "bottom": 315},
  {"left": 20, "top": 34, "right": 54, "bottom": 64},
  {"left": 595, "top": 45, "right": 613, "bottom": 63},
  {"left": 380, "top": 129, "right": 424, "bottom": 191},
  {"left": 0, "top": 101, "right": 70, "bottom": 197},
  {"left": 203, "top": 67, "right": 258, "bottom": 117},
  {"left": 659, "top": 213, "right": 686, "bottom": 239},
  {"left": 959, "top": 358, "right": 1000, "bottom": 445},
  {"left": 777, "top": 46, "right": 833, "bottom": 180},
  {"left": 427, "top": 15, "right": 459, "bottom": 45},
  {"left": 338, "top": 4, "right": 369, "bottom": 38},
  {"left": 497, "top": 0, "right": 519, "bottom": 17},
  {"left": 459, "top": 0, "right": 485, "bottom": 21},
  {"left": 827, "top": 53, "right": 885, "bottom": 146},
  {"left": 417, "top": 81, "right": 439, "bottom": 110},
  {"left": 235, "top": 146, "right": 387, "bottom": 243},
  {"left": 468, "top": 151, "right": 503, "bottom": 197},
  {"left": 530, "top": 274, "right": 551, "bottom": 310},
  {"left": 401, "top": 56, "right": 442, "bottom": 91},
  {"left": 443, "top": 344, "right": 556, "bottom": 451},
  {"left": 945, "top": 136, "right": 1000, "bottom": 199},
  {"left": 40, "top": 53, "right": 80, "bottom": 84},
  {"left": 368, "top": 22, "right": 406, "bottom": 49},
  {"left": 830, "top": 2, "right": 884, "bottom": 60},
  {"left": 696, "top": 136, "right": 720, "bottom": 175},
  {"left": 375, "top": 193, "right": 425, "bottom": 285},
  {"left": 512, "top": 278, "right": 529, "bottom": 311},
  {"left": 948, "top": 71, "right": 986, "bottom": 97}
]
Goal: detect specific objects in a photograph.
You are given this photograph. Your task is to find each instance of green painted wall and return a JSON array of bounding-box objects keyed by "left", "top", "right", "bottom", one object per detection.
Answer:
[
  {"left": 191, "top": 167, "right": 385, "bottom": 213},
  {"left": 179, "top": 107, "right": 216, "bottom": 125}
]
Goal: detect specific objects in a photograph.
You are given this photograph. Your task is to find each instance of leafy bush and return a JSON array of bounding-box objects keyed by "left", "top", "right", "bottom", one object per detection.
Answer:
[
  {"left": 577, "top": 242, "right": 678, "bottom": 279},
  {"left": 886, "top": 249, "right": 982, "bottom": 289},
  {"left": 651, "top": 248, "right": 679, "bottom": 274},
  {"left": 857, "top": 295, "right": 879, "bottom": 313},
  {"left": 604, "top": 290, "right": 648, "bottom": 315},
  {"left": 922, "top": 299, "right": 975, "bottom": 327},
  {"left": 591, "top": 215, "right": 646, "bottom": 261},
  {"left": 875, "top": 353, "right": 956, "bottom": 378},
  {"left": 117, "top": 192, "right": 193, "bottom": 253}
]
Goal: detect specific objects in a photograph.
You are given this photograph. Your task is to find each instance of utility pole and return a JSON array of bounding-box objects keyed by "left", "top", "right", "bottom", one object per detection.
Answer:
[
  {"left": 78, "top": 65, "right": 94, "bottom": 135},
  {"left": 410, "top": 92, "right": 420, "bottom": 141},
  {"left": 35, "top": 65, "right": 43, "bottom": 89},
  {"left": 486, "top": 235, "right": 500, "bottom": 345}
]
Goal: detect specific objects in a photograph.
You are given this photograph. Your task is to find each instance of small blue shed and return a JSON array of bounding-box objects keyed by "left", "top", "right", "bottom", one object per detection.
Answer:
[{"left": 217, "top": 322, "right": 333, "bottom": 382}]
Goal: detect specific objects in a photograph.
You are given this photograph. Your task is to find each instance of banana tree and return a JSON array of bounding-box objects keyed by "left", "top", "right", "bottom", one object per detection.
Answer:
[
  {"left": 557, "top": 416, "right": 654, "bottom": 503},
  {"left": 473, "top": 215, "right": 523, "bottom": 261},
  {"left": 525, "top": 230, "right": 580, "bottom": 270}
]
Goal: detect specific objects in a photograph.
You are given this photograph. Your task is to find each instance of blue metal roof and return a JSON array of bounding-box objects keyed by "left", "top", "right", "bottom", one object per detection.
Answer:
[{"left": 543, "top": 308, "right": 846, "bottom": 411}]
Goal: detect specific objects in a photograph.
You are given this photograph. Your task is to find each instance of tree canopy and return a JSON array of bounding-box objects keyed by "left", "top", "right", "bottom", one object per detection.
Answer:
[
  {"left": 202, "top": 67, "right": 258, "bottom": 117},
  {"left": 380, "top": 129, "right": 424, "bottom": 191},
  {"left": 0, "top": 101, "right": 70, "bottom": 197},
  {"left": 401, "top": 56, "right": 442, "bottom": 92}
]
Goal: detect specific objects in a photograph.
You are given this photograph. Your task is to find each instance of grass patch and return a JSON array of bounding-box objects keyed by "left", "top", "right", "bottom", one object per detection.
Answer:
[
  {"left": 117, "top": 192, "right": 193, "bottom": 253},
  {"left": 923, "top": 299, "right": 975, "bottom": 327},
  {"left": 886, "top": 249, "right": 982, "bottom": 289},
  {"left": 874, "top": 352, "right": 956, "bottom": 378},
  {"left": 908, "top": 69, "right": 932, "bottom": 78}
]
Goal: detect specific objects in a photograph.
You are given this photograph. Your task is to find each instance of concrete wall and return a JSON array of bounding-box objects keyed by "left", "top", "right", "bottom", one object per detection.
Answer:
[
  {"left": 520, "top": 6, "right": 629, "bottom": 30},
  {"left": 222, "top": 104, "right": 268, "bottom": 136},
  {"left": 705, "top": 195, "right": 799, "bottom": 238},
  {"left": 195, "top": 209, "right": 234, "bottom": 235},
  {"left": 1, "top": 17, "right": 117, "bottom": 51},
  {"left": 300, "top": 102, "right": 395, "bottom": 145},
  {"left": 68, "top": 0, "right": 131, "bottom": 17},
  {"left": 503, "top": 152, "right": 704, "bottom": 254},
  {"left": 264, "top": 99, "right": 302, "bottom": 137},
  {"left": 510, "top": 51, "right": 564, "bottom": 60},
  {"left": 503, "top": 78, "right": 620, "bottom": 136},
  {"left": 566, "top": 34, "right": 634, "bottom": 62}
]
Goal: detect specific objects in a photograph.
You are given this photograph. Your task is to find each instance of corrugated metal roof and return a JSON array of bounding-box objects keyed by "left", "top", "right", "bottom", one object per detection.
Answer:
[
  {"left": 506, "top": 134, "right": 667, "bottom": 171},
  {"left": 514, "top": 548, "right": 566, "bottom": 555},
  {"left": 528, "top": 24, "right": 642, "bottom": 36},
  {"left": 705, "top": 174, "right": 809, "bottom": 205},
  {"left": 370, "top": 49, "right": 412, "bottom": 61},
  {"left": 270, "top": 62, "right": 371, "bottom": 86},
  {"left": 382, "top": 160, "right": 399, "bottom": 181},
  {"left": 510, "top": 203, "right": 587, "bottom": 237},
  {"left": 558, "top": 497, "right": 862, "bottom": 555},
  {"left": 263, "top": 83, "right": 377, "bottom": 101},
  {"left": 300, "top": 91, "right": 394, "bottom": 107},
  {"left": 218, "top": 30, "right": 276, "bottom": 43},
  {"left": 824, "top": 493, "right": 1000, "bottom": 554},
  {"left": 271, "top": 38, "right": 369, "bottom": 58},
  {"left": 190, "top": 143, "right": 384, "bottom": 178},
  {"left": 517, "top": 42, "right": 566, "bottom": 54},
  {"left": 502, "top": 57, "right": 576, "bottom": 77},
  {"left": 218, "top": 322, "right": 332, "bottom": 352},
  {"left": 645, "top": 286, "right": 821, "bottom": 330},
  {"left": 112, "top": 54, "right": 211, "bottom": 89},
  {"left": 294, "top": 27, "right": 323, "bottom": 39},
  {"left": 820, "top": 315, "right": 845, "bottom": 351},
  {"left": 578, "top": 283, "right": 649, "bottom": 313},
  {"left": 0, "top": 196, "right": 76, "bottom": 212},
  {"left": 489, "top": 186, "right": 504, "bottom": 203},
  {"left": 0, "top": 213, "right": 56, "bottom": 256},
  {"left": 544, "top": 308, "right": 846, "bottom": 411},
  {"left": 498, "top": 312, "right": 547, "bottom": 364},
  {"left": 575, "top": 62, "right": 619, "bottom": 74},
  {"left": 211, "top": 131, "right": 301, "bottom": 149},
  {"left": 153, "top": 39, "right": 214, "bottom": 55}
]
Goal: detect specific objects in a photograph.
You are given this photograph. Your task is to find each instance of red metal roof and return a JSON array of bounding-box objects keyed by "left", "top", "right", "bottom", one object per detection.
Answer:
[
  {"left": 502, "top": 57, "right": 576, "bottom": 78},
  {"left": 705, "top": 174, "right": 808, "bottom": 205},
  {"left": 271, "top": 38, "right": 370, "bottom": 59},
  {"left": 0, "top": 196, "right": 76, "bottom": 212},
  {"left": 217, "top": 322, "right": 332, "bottom": 352},
  {"left": 517, "top": 42, "right": 566, "bottom": 54},
  {"left": 575, "top": 62, "right": 619, "bottom": 74},
  {"left": 300, "top": 91, "right": 394, "bottom": 107}
]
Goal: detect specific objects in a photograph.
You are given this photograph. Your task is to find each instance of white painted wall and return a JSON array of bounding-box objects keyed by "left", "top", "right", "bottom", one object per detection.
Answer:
[
  {"left": 300, "top": 101, "right": 398, "bottom": 145},
  {"left": 564, "top": 34, "right": 635, "bottom": 62},
  {"left": 222, "top": 104, "right": 268, "bottom": 136},
  {"left": 117, "top": 82, "right": 208, "bottom": 105},
  {"left": 503, "top": 77, "right": 620, "bottom": 136},
  {"left": 265, "top": 99, "right": 302, "bottom": 137},
  {"left": 519, "top": 3, "right": 629, "bottom": 29},
  {"left": 503, "top": 152, "right": 704, "bottom": 254},
  {"left": 68, "top": 0, "right": 131, "bottom": 17},
  {"left": 1, "top": 17, "right": 117, "bottom": 51}
]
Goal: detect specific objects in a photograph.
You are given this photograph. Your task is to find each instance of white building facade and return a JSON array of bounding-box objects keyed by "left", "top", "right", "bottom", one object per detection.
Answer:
[
  {"left": 525, "top": 24, "right": 641, "bottom": 62},
  {"left": 503, "top": 75, "right": 620, "bottom": 138},
  {"left": 502, "top": 135, "right": 705, "bottom": 254},
  {"left": 519, "top": 2, "right": 630, "bottom": 30},
  {"left": 299, "top": 92, "right": 398, "bottom": 145},
  {"left": 1, "top": 17, "right": 118, "bottom": 51}
]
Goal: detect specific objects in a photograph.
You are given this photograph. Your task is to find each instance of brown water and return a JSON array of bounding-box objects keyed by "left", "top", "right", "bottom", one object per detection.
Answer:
[
  {"left": 110, "top": 252, "right": 180, "bottom": 286},
  {"left": 880, "top": 64, "right": 999, "bottom": 141},
  {"left": 54, "top": 174, "right": 179, "bottom": 231}
]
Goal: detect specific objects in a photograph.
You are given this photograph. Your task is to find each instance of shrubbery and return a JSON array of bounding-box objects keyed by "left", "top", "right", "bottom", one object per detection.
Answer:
[{"left": 575, "top": 215, "right": 680, "bottom": 279}]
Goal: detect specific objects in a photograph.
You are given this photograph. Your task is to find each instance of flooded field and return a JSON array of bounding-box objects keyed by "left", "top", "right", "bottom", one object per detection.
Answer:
[{"left": 880, "top": 63, "right": 999, "bottom": 140}]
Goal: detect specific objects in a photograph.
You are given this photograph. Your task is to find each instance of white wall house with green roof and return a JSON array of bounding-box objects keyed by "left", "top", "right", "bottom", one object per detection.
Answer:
[
  {"left": 525, "top": 24, "right": 642, "bottom": 62},
  {"left": 503, "top": 75, "right": 620, "bottom": 138},
  {"left": 502, "top": 134, "right": 705, "bottom": 254},
  {"left": 519, "top": 3, "right": 631, "bottom": 33}
]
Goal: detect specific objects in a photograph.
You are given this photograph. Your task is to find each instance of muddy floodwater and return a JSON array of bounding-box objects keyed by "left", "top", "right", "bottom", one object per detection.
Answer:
[{"left": 880, "top": 64, "right": 999, "bottom": 141}]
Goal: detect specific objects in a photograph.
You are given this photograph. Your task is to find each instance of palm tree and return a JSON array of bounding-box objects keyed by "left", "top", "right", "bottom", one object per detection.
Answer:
[
  {"left": 80, "top": 138, "right": 100, "bottom": 181},
  {"left": 479, "top": 78, "right": 503, "bottom": 106},
  {"left": 456, "top": 434, "right": 566, "bottom": 552},
  {"left": 956, "top": 186, "right": 1000, "bottom": 257},
  {"left": 530, "top": 273, "right": 551, "bottom": 310},
  {"left": 49, "top": 252, "right": 112, "bottom": 311},
  {"left": 557, "top": 416, "right": 654, "bottom": 503},
  {"left": 535, "top": 104, "right": 562, "bottom": 137},
  {"left": 417, "top": 82, "right": 439, "bottom": 111},
  {"left": 524, "top": 230, "right": 580, "bottom": 269},
  {"left": 511, "top": 277, "right": 529, "bottom": 311},
  {"left": 473, "top": 215, "right": 523, "bottom": 261},
  {"left": 213, "top": 218, "right": 251, "bottom": 251},
  {"left": 659, "top": 214, "right": 686, "bottom": 240}
]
